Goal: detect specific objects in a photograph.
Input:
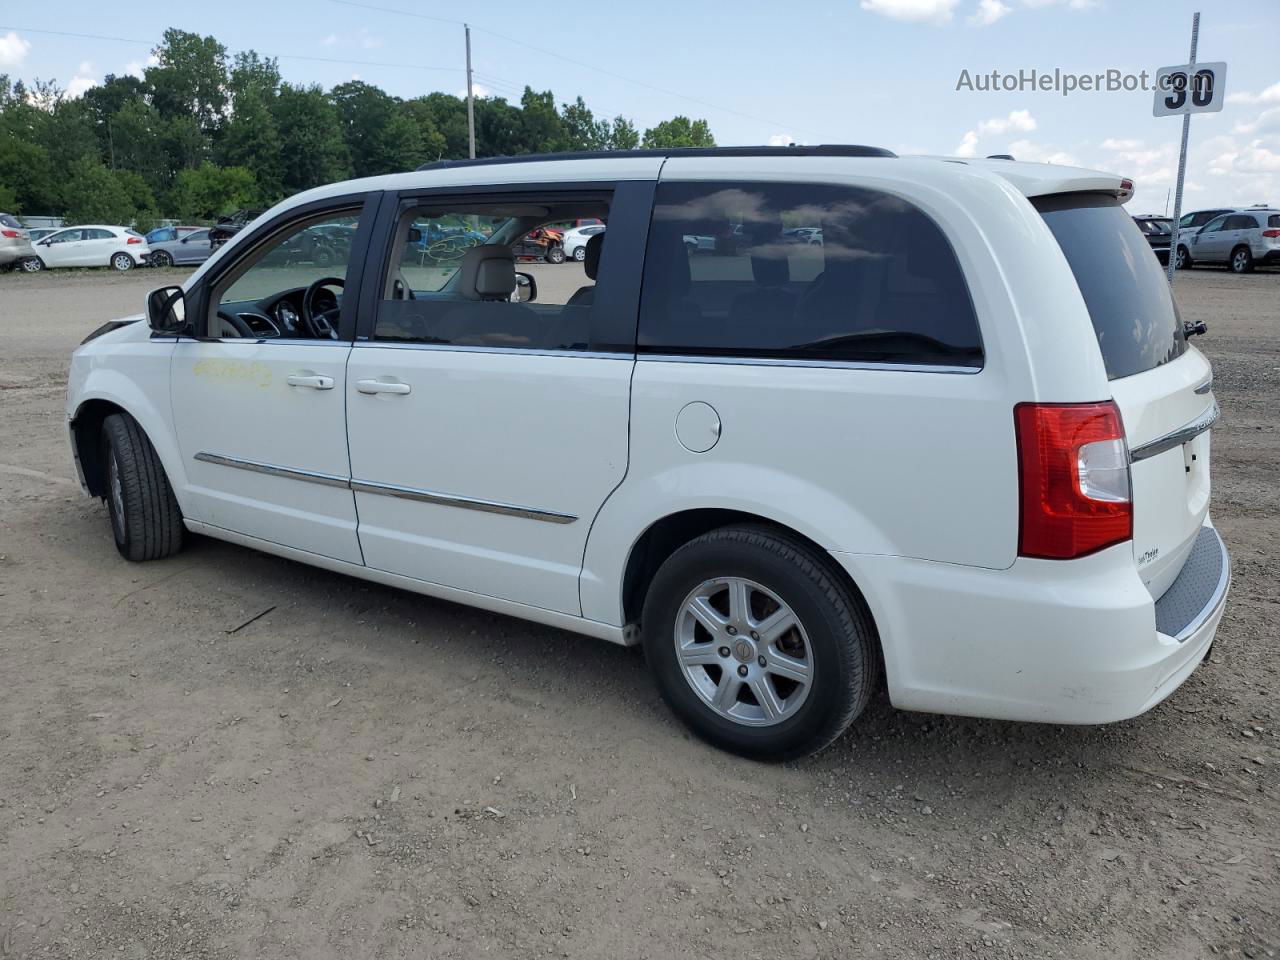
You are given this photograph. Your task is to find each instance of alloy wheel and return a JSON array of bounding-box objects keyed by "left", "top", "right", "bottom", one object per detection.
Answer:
[{"left": 673, "top": 576, "right": 814, "bottom": 727}]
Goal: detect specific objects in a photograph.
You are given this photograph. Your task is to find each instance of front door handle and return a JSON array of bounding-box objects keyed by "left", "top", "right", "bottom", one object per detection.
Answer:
[
  {"left": 286, "top": 374, "right": 335, "bottom": 390},
  {"left": 356, "top": 379, "right": 412, "bottom": 396}
]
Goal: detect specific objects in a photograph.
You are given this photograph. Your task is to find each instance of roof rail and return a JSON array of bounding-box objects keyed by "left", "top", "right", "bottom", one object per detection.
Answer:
[{"left": 416, "top": 144, "right": 896, "bottom": 172}]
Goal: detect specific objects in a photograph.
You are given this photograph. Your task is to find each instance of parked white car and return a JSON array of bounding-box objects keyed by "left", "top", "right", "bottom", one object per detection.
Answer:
[
  {"left": 561, "top": 223, "right": 606, "bottom": 261},
  {"left": 30, "top": 225, "right": 150, "bottom": 271},
  {"left": 66, "top": 146, "right": 1229, "bottom": 760}
]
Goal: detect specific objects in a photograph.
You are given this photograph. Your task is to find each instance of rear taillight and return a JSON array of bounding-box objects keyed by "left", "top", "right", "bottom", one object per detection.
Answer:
[
  {"left": 1263, "top": 229, "right": 1280, "bottom": 239},
  {"left": 0, "top": 229, "right": 19, "bottom": 238},
  {"left": 127, "top": 236, "right": 142, "bottom": 244},
  {"left": 1015, "top": 402, "right": 1132, "bottom": 559}
]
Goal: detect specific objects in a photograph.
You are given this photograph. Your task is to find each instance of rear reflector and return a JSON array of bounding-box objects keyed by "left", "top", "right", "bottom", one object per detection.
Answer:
[{"left": 1015, "top": 402, "right": 1133, "bottom": 559}]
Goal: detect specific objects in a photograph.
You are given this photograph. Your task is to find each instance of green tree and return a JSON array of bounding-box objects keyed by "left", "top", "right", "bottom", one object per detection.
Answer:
[
  {"left": 330, "top": 81, "right": 423, "bottom": 176},
  {"left": 107, "top": 99, "right": 169, "bottom": 191},
  {"left": 562, "top": 96, "right": 607, "bottom": 151},
  {"left": 642, "top": 116, "right": 715, "bottom": 149},
  {"left": 518, "top": 88, "right": 568, "bottom": 154},
  {"left": 62, "top": 158, "right": 136, "bottom": 225},
  {"left": 605, "top": 116, "right": 640, "bottom": 151},
  {"left": 0, "top": 135, "right": 57, "bottom": 213},
  {"left": 403, "top": 93, "right": 469, "bottom": 159},
  {"left": 146, "top": 29, "right": 228, "bottom": 135},
  {"left": 272, "top": 84, "right": 350, "bottom": 193},
  {"left": 170, "top": 163, "right": 258, "bottom": 219},
  {"left": 399, "top": 99, "right": 447, "bottom": 164}
]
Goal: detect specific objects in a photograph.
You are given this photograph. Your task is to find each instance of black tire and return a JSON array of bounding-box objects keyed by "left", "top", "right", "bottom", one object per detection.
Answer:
[
  {"left": 572, "top": 246, "right": 586, "bottom": 262},
  {"left": 150, "top": 250, "right": 173, "bottom": 268},
  {"left": 641, "top": 525, "right": 877, "bottom": 761},
  {"left": 1175, "top": 245, "right": 1192, "bottom": 270},
  {"left": 1230, "top": 245, "right": 1254, "bottom": 274},
  {"left": 101, "top": 413, "right": 184, "bottom": 561},
  {"left": 20, "top": 256, "right": 44, "bottom": 273},
  {"left": 545, "top": 244, "right": 565, "bottom": 264},
  {"left": 110, "top": 252, "right": 134, "bottom": 272}
]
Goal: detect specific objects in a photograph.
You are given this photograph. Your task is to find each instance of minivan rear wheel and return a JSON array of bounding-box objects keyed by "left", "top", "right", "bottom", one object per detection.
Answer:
[
  {"left": 1230, "top": 245, "right": 1254, "bottom": 274},
  {"left": 641, "top": 525, "right": 877, "bottom": 761}
]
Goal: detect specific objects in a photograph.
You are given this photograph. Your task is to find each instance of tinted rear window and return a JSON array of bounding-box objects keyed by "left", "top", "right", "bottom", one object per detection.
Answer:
[
  {"left": 1268, "top": 214, "right": 1280, "bottom": 229},
  {"left": 0, "top": 213, "right": 22, "bottom": 229},
  {"left": 638, "top": 181, "right": 982, "bottom": 367},
  {"left": 1035, "top": 193, "right": 1185, "bottom": 380}
]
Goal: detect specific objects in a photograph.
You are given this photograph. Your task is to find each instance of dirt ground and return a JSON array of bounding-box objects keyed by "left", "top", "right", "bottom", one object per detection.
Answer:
[{"left": 0, "top": 263, "right": 1277, "bottom": 960}]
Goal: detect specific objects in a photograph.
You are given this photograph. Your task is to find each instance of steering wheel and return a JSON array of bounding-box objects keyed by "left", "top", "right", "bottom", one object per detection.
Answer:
[
  {"left": 215, "top": 308, "right": 256, "bottom": 339},
  {"left": 302, "top": 276, "right": 344, "bottom": 339}
]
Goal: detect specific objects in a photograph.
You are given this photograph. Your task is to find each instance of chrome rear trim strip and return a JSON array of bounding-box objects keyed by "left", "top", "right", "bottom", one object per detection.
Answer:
[
  {"left": 350, "top": 478, "right": 577, "bottom": 524},
  {"left": 1129, "top": 399, "right": 1220, "bottom": 463},
  {"left": 194, "top": 452, "right": 576, "bottom": 523},
  {"left": 193, "top": 452, "right": 349, "bottom": 488}
]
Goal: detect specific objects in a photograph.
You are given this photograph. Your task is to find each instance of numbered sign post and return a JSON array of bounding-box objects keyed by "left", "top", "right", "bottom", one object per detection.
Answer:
[{"left": 1158, "top": 13, "right": 1228, "bottom": 282}]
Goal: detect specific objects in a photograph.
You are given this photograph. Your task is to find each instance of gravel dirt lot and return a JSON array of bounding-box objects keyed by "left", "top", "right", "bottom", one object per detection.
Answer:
[{"left": 1, "top": 264, "right": 1277, "bottom": 959}]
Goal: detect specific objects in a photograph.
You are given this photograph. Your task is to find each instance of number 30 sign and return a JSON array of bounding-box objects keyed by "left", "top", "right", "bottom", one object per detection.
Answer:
[{"left": 1153, "top": 62, "right": 1227, "bottom": 116}]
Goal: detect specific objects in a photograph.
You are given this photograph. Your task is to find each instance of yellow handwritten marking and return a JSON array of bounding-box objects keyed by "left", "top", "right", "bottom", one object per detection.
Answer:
[{"left": 191, "top": 358, "right": 273, "bottom": 388}]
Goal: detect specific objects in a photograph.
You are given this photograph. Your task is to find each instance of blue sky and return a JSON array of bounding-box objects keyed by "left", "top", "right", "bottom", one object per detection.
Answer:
[{"left": 1, "top": 0, "right": 1277, "bottom": 213}]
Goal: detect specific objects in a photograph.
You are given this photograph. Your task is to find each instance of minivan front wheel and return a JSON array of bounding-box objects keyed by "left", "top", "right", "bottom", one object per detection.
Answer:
[
  {"left": 1230, "top": 246, "right": 1254, "bottom": 274},
  {"left": 641, "top": 525, "right": 877, "bottom": 761},
  {"left": 101, "top": 413, "right": 185, "bottom": 561}
]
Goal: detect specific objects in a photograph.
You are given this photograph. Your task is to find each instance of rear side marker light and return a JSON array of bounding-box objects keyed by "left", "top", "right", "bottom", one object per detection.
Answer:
[{"left": 1015, "top": 401, "right": 1133, "bottom": 559}]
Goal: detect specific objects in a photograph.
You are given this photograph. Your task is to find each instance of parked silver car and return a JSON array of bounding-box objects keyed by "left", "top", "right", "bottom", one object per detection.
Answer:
[
  {"left": 1184, "top": 208, "right": 1280, "bottom": 273},
  {"left": 0, "top": 213, "right": 38, "bottom": 271},
  {"left": 146, "top": 228, "right": 212, "bottom": 268}
]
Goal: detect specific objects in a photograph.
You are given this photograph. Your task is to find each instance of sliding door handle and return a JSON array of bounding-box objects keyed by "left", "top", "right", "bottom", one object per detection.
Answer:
[
  {"left": 356, "top": 379, "right": 412, "bottom": 396},
  {"left": 285, "top": 374, "right": 335, "bottom": 390}
]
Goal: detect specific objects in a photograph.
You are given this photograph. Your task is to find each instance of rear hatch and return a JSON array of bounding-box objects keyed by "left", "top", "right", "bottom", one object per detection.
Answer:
[{"left": 1035, "top": 193, "right": 1214, "bottom": 598}]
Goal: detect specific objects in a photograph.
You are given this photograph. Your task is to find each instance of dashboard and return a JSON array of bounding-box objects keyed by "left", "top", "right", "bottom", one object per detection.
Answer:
[{"left": 220, "top": 286, "right": 340, "bottom": 339}]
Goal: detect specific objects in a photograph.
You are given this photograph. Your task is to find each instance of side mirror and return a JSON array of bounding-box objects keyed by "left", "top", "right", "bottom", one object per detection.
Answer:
[
  {"left": 146, "top": 285, "right": 188, "bottom": 334},
  {"left": 512, "top": 272, "right": 537, "bottom": 303}
]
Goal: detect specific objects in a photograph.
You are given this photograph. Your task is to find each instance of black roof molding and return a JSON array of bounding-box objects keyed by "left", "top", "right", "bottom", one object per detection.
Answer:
[{"left": 416, "top": 144, "right": 896, "bottom": 172}]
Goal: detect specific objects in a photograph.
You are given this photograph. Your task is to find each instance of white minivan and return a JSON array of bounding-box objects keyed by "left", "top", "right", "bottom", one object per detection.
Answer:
[{"left": 66, "top": 146, "right": 1229, "bottom": 759}]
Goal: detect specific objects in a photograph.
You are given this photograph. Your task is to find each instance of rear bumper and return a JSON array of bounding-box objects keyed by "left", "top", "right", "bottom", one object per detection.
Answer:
[
  {"left": 830, "top": 522, "right": 1230, "bottom": 724},
  {"left": 1258, "top": 248, "right": 1280, "bottom": 265}
]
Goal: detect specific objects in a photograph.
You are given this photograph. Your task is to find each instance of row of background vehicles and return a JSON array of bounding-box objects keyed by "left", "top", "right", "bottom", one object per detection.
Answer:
[
  {"left": 5, "top": 203, "right": 1275, "bottom": 274},
  {"left": 1131, "top": 204, "right": 1280, "bottom": 273}
]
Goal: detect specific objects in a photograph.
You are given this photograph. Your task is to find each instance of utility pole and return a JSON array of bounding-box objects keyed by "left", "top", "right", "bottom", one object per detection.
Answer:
[
  {"left": 465, "top": 23, "right": 476, "bottom": 159},
  {"left": 1165, "top": 12, "right": 1199, "bottom": 283}
]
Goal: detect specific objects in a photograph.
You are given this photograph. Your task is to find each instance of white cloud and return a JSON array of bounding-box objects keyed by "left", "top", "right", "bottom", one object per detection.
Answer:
[
  {"left": 978, "top": 109, "right": 1036, "bottom": 135},
  {"left": 321, "top": 33, "right": 339, "bottom": 46},
  {"left": 860, "top": 0, "right": 959, "bottom": 25},
  {"left": 768, "top": 133, "right": 798, "bottom": 146},
  {"left": 1006, "top": 138, "right": 1076, "bottom": 165},
  {"left": 970, "top": 0, "right": 1011, "bottom": 25},
  {"left": 0, "top": 30, "right": 31, "bottom": 68},
  {"left": 360, "top": 31, "right": 384, "bottom": 50},
  {"left": 1225, "top": 81, "right": 1280, "bottom": 106},
  {"left": 1101, "top": 137, "right": 1143, "bottom": 151},
  {"left": 457, "top": 82, "right": 490, "bottom": 99},
  {"left": 65, "top": 62, "right": 97, "bottom": 99},
  {"left": 955, "top": 130, "right": 979, "bottom": 157},
  {"left": 1235, "top": 107, "right": 1280, "bottom": 137},
  {"left": 122, "top": 54, "right": 160, "bottom": 81}
]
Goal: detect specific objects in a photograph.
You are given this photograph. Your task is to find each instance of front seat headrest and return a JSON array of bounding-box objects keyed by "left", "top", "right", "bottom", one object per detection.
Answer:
[
  {"left": 457, "top": 244, "right": 516, "bottom": 301},
  {"left": 582, "top": 232, "right": 605, "bottom": 280}
]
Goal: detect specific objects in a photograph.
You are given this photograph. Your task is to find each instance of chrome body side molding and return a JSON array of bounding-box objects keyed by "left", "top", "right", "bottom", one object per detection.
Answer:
[{"left": 194, "top": 452, "right": 577, "bottom": 524}]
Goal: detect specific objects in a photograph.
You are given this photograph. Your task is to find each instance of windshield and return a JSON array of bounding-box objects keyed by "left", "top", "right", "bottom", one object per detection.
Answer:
[{"left": 1036, "top": 193, "right": 1185, "bottom": 380}]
